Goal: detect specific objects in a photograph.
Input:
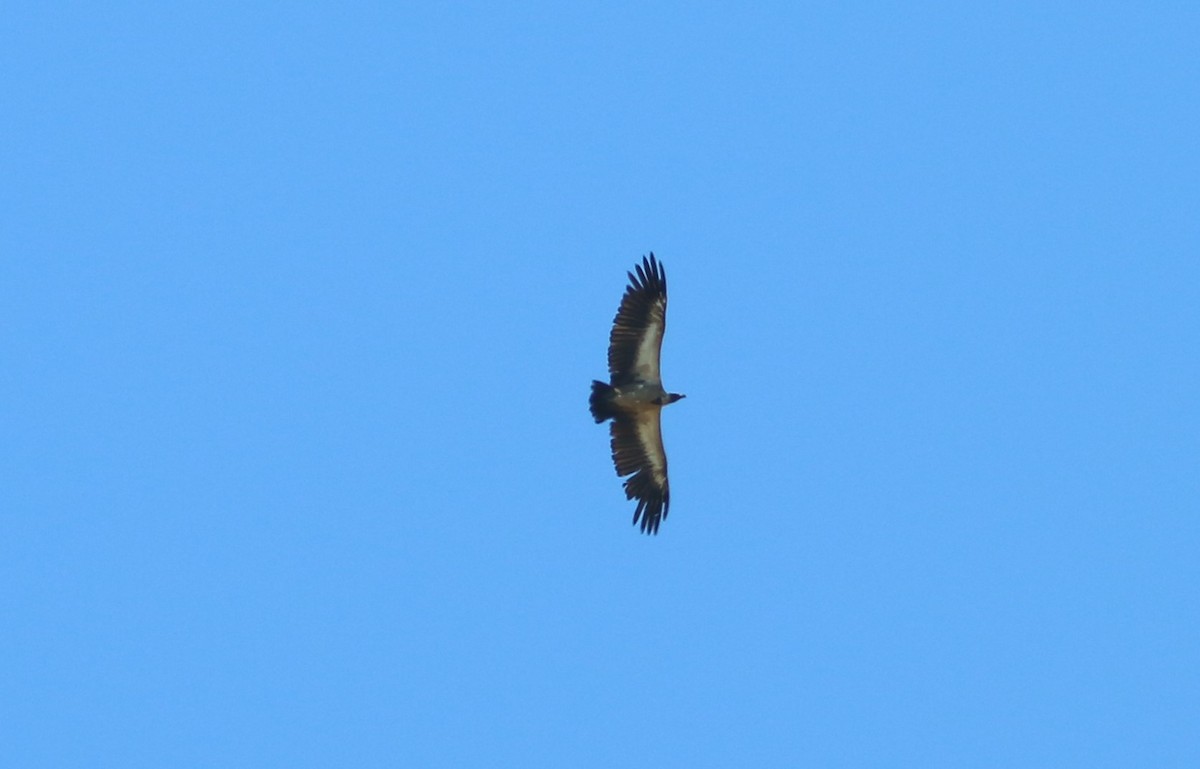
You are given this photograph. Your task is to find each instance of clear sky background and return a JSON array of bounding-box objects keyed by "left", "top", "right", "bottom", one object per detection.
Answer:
[{"left": 3, "top": 3, "right": 1198, "bottom": 767}]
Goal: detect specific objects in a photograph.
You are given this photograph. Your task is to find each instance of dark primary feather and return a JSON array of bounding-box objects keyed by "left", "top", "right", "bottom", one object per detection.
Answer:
[{"left": 607, "top": 254, "right": 667, "bottom": 387}]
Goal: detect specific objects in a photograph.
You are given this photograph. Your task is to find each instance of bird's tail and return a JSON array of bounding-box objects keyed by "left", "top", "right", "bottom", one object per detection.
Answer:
[{"left": 589, "top": 380, "right": 617, "bottom": 423}]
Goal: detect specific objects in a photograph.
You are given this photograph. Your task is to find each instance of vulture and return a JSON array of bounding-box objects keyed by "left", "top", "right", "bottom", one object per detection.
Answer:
[{"left": 589, "top": 254, "right": 686, "bottom": 535}]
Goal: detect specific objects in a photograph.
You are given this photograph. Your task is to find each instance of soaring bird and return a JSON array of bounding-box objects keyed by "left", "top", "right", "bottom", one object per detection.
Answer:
[{"left": 589, "top": 254, "right": 686, "bottom": 535}]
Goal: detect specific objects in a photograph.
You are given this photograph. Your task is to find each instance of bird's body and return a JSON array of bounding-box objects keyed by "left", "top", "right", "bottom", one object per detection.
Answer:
[
  {"left": 590, "top": 254, "right": 685, "bottom": 535},
  {"left": 608, "top": 382, "right": 673, "bottom": 407}
]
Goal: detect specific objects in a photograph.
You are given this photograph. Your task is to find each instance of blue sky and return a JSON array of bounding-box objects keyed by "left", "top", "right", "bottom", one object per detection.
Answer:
[{"left": 3, "top": 2, "right": 1197, "bottom": 766}]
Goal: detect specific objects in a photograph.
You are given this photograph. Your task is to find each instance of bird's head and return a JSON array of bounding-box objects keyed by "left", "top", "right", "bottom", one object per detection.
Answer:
[{"left": 665, "top": 393, "right": 686, "bottom": 405}]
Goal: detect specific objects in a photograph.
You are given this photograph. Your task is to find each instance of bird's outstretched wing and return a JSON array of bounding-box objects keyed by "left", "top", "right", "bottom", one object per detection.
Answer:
[
  {"left": 609, "top": 409, "right": 670, "bottom": 535},
  {"left": 607, "top": 254, "right": 667, "bottom": 387}
]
